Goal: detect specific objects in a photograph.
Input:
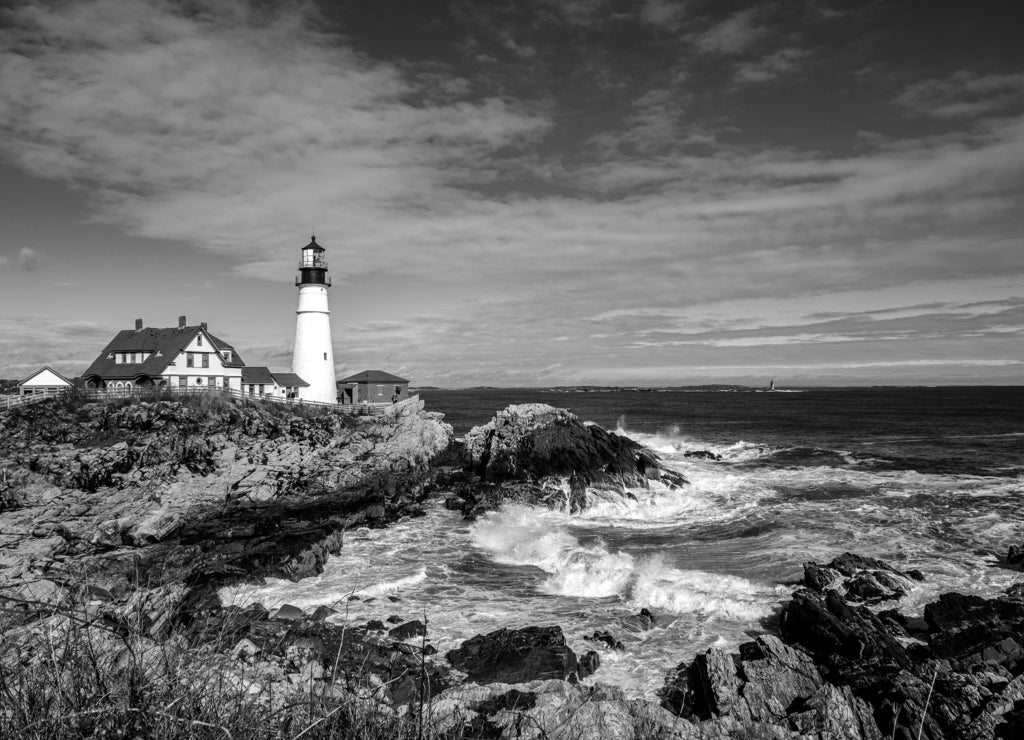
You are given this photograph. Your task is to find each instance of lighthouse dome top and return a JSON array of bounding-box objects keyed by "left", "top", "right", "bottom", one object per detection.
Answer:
[{"left": 302, "top": 235, "right": 325, "bottom": 252}]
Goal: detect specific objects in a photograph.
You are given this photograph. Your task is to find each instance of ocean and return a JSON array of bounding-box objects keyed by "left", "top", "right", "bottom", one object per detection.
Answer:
[{"left": 222, "top": 387, "right": 1024, "bottom": 698}]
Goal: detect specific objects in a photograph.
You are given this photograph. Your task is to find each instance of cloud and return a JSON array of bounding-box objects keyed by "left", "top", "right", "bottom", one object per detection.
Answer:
[
  {"left": 18, "top": 247, "right": 40, "bottom": 272},
  {"left": 734, "top": 47, "right": 806, "bottom": 84},
  {"left": 640, "top": 0, "right": 686, "bottom": 28},
  {"left": 0, "top": 316, "right": 115, "bottom": 377},
  {"left": 695, "top": 9, "right": 764, "bottom": 55},
  {"left": 897, "top": 71, "right": 1024, "bottom": 119},
  {"left": 0, "top": 0, "right": 549, "bottom": 277}
]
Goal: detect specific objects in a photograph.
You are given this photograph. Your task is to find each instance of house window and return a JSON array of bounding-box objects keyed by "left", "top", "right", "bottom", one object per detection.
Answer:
[
  {"left": 223, "top": 377, "right": 230, "bottom": 388},
  {"left": 186, "top": 353, "right": 195, "bottom": 367},
  {"left": 131, "top": 353, "right": 137, "bottom": 364},
  {"left": 323, "top": 352, "right": 327, "bottom": 360},
  {"left": 197, "top": 334, "right": 203, "bottom": 347},
  {"left": 258, "top": 384, "right": 265, "bottom": 395},
  {"left": 222, "top": 351, "right": 231, "bottom": 362},
  {"left": 209, "top": 376, "right": 216, "bottom": 387},
  {"left": 201, "top": 354, "right": 209, "bottom": 368},
  {"left": 178, "top": 377, "right": 186, "bottom": 388}
]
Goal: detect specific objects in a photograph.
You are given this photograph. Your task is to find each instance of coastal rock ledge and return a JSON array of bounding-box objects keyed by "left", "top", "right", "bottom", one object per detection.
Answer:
[{"left": 450, "top": 403, "right": 688, "bottom": 517}]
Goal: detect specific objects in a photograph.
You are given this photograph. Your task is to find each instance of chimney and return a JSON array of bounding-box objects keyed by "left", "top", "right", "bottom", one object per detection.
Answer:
[
  {"left": 201, "top": 321, "right": 208, "bottom": 331},
  {"left": 178, "top": 315, "right": 187, "bottom": 328},
  {"left": 135, "top": 318, "right": 143, "bottom": 331}
]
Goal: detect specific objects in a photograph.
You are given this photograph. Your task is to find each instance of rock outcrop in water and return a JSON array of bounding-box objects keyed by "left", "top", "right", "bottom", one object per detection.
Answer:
[{"left": 449, "top": 403, "right": 687, "bottom": 517}]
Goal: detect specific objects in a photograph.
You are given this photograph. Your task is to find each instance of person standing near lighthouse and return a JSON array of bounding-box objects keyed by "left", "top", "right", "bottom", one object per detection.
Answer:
[{"left": 292, "top": 235, "right": 338, "bottom": 403}]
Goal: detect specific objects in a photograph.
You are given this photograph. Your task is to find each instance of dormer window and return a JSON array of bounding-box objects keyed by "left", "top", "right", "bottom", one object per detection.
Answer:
[{"left": 222, "top": 350, "right": 232, "bottom": 362}]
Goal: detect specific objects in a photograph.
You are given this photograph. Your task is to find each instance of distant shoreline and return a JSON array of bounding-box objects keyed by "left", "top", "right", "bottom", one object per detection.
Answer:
[{"left": 414, "top": 384, "right": 1024, "bottom": 392}]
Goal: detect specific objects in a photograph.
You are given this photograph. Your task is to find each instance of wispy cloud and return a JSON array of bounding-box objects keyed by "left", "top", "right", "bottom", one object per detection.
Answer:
[
  {"left": 0, "top": 0, "right": 549, "bottom": 277},
  {"left": 735, "top": 47, "right": 807, "bottom": 84},
  {"left": 897, "top": 71, "right": 1024, "bottom": 119},
  {"left": 694, "top": 9, "right": 764, "bottom": 55}
]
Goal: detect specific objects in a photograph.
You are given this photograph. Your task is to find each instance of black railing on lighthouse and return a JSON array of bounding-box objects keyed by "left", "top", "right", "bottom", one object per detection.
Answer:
[{"left": 298, "top": 255, "right": 328, "bottom": 269}]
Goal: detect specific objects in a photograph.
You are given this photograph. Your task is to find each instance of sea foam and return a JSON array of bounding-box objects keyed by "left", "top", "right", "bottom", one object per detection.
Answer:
[{"left": 470, "top": 504, "right": 786, "bottom": 620}]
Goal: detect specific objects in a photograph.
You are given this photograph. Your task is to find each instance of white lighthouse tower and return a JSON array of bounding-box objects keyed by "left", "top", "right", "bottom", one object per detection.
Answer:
[{"left": 292, "top": 235, "right": 337, "bottom": 403}]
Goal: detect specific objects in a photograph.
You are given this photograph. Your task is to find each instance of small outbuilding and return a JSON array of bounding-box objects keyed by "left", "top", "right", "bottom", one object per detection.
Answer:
[
  {"left": 241, "top": 367, "right": 310, "bottom": 399},
  {"left": 337, "top": 370, "right": 410, "bottom": 404},
  {"left": 18, "top": 366, "right": 73, "bottom": 396}
]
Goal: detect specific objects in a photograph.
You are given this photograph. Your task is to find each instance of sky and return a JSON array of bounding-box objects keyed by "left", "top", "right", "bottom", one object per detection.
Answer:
[{"left": 1, "top": 0, "right": 1022, "bottom": 387}]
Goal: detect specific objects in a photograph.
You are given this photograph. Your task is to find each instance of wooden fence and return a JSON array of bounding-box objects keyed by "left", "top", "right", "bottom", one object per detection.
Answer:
[{"left": 1, "top": 393, "right": 54, "bottom": 411}]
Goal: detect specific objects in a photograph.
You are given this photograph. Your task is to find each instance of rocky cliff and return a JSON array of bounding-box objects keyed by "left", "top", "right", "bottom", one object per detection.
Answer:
[{"left": 0, "top": 394, "right": 452, "bottom": 608}]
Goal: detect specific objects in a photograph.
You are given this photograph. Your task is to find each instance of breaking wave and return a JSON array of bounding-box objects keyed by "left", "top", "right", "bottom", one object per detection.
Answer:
[{"left": 470, "top": 504, "right": 786, "bottom": 621}]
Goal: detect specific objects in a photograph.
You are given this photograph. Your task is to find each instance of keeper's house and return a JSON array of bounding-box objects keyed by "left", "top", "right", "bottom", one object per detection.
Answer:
[
  {"left": 241, "top": 367, "right": 309, "bottom": 399},
  {"left": 18, "top": 366, "right": 73, "bottom": 396},
  {"left": 81, "top": 317, "right": 246, "bottom": 391},
  {"left": 337, "top": 370, "right": 410, "bottom": 404}
]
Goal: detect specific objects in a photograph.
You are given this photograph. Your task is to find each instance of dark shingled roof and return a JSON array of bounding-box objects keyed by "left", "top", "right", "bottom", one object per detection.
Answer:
[
  {"left": 272, "top": 372, "right": 309, "bottom": 388},
  {"left": 82, "top": 326, "right": 245, "bottom": 380},
  {"left": 338, "top": 369, "right": 410, "bottom": 384},
  {"left": 241, "top": 366, "right": 275, "bottom": 385}
]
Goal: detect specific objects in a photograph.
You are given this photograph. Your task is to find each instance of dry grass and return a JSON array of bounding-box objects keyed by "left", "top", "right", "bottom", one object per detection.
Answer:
[{"left": 0, "top": 595, "right": 456, "bottom": 740}]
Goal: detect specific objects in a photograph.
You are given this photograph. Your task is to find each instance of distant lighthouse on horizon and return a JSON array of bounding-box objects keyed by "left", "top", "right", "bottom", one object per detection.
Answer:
[{"left": 292, "top": 235, "right": 337, "bottom": 403}]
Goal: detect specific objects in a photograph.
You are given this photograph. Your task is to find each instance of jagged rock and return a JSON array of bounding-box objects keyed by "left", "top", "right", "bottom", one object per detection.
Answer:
[
  {"left": 309, "top": 605, "right": 336, "bottom": 621},
  {"left": 804, "top": 562, "right": 842, "bottom": 592},
  {"left": 455, "top": 404, "right": 687, "bottom": 516},
  {"left": 844, "top": 571, "right": 906, "bottom": 603},
  {"left": 433, "top": 679, "right": 696, "bottom": 740},
  {"left": 683, "top": 450, "right": 722, "bottom": 461},
  {"left": 925, "top": 591, "right": 1024, "bottom": 672},
  {"left": 661, "top": 634, "right": 881, "bottom": 739},
  {"left": 584, "top": 630, "right": 625, "bottom": 651},
  {"left": 636, "top": 607, "right": 657, "bottom": 629},
  {"left": 388, "top": 619, "right": 427, "bottom": 641},
  {"left": 1005, "top": 544, "right": 1024, "bottom": 567},
  {"left": 446, "top": 626, "right": 596, "bottom": 684},
  {"left": 803, "top": 554, "right": 916, "bottom": 607}
]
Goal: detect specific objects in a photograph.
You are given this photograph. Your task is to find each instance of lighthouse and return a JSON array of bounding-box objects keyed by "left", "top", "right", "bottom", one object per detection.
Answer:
[{"left": 292, "top": 235, "right": 337, "bottom": 403}]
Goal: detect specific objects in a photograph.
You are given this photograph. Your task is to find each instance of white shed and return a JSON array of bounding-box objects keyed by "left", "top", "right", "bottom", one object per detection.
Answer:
[{"left": 18, "top": 366, "right": 73, "bottom": 396}]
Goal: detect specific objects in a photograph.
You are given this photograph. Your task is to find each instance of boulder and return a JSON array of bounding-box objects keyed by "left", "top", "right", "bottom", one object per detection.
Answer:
[
  {"left": 446, "top": 626, "right": 596, "bottom": 684},
  {"left": 388, "top": 619, "right": 427, "bottom": 641},
  {"left": 456, "top": 404, "right": 687, "bottom": 516}
]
